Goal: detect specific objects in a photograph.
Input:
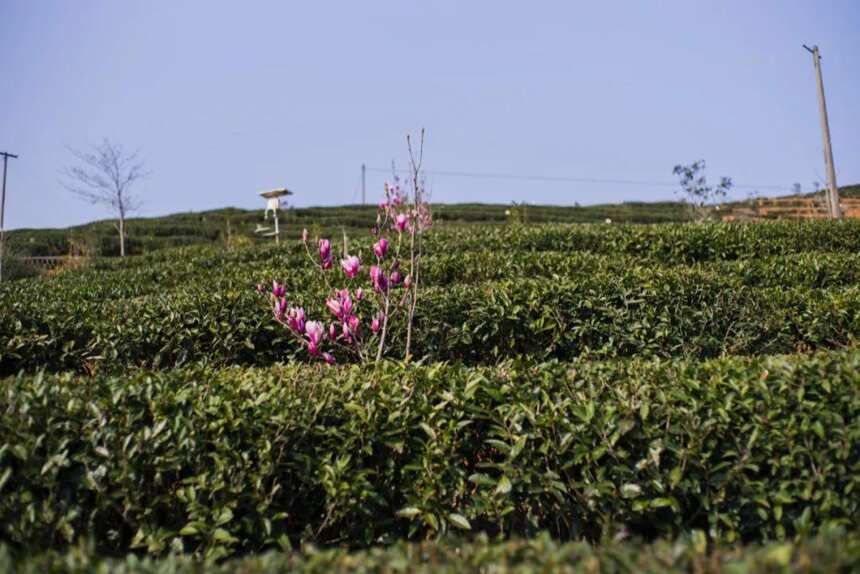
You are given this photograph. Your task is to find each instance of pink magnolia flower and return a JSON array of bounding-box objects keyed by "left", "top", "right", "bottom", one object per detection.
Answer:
[
  {"left": 319, "top": 239, "right": 332, "bottom": 267},
  {"left": 305, "top": 321, "right": 325, "bottom": 355},
  {"left": 371, "top": 312, "right": 384, "bottom": 334},
  {"left": 286, "top": 307, "right": 306, "bottom": 333},
  {"left": 273, "top": 297, "right": 287, "bottom": 320},
  {"left": 370, "top": 265, "right": 388, "bottom": 293},
  {"left": 390, "top": 271, "right": 402, "bottom": 285},
  {"left": 302, "top": 228, "right": 309, "bottom": 243},
  {"left": 326, "top": 289, "right": 353, "bottom": 319},
  {"left": 272, "top": 280, "right": 286, "bottom": 299},
  {"left": 373, "top": 238, "right": 389, "bottom": 259},
  {"left": 329, "top": 322, "right": 337, "bottom": 340},
  {"left": 322, "top": 352, "right": 335, "bottom": 365},
  {"left": 355, "top": 288, "right": 364, "bottom": 301},
  {"left": 348, "top": 315, "right": 360, "bottom": 334},
  {"left": 394, "top": 213, "right": 409, "bottom": 233},
  {"left": 341, "top": 255, "right": 360, "bottom": 279},
  {"left": 326, "top": 298, "right": 342, "bottom": 318},
  {"left": 403, "top": 274, "right": 412, "bottom": 289}
]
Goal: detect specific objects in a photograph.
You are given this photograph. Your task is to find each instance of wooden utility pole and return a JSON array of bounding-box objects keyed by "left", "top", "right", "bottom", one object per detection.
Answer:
[
  {"left": 361, "top": 163, "right": 366, "bottom": 205},
  {"left": 803, "top": 44, "right": 841, "bottom": 219},
  {"left": 0, "top": 151, "right": 19, "bottom": 283}
]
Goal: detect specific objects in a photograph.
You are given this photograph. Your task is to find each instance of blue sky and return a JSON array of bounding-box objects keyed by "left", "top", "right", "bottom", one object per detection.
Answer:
[{"left": 1, "top": 1, "right": 858, "bottom": 229}]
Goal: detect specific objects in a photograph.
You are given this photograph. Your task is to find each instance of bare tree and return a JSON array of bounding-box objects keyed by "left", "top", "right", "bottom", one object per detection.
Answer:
[{"left": 62, "top": 139, "right": 148, "bottom": 257}]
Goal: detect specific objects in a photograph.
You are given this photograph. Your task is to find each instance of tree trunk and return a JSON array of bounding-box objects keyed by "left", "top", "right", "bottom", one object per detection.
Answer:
[{"left": 118, "top": 215, "right": 126, "bottom": 257}]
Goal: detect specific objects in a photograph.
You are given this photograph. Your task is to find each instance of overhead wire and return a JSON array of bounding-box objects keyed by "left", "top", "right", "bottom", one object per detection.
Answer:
[{"left": 364, "top": 166, "right": 794, "bottom": 192}]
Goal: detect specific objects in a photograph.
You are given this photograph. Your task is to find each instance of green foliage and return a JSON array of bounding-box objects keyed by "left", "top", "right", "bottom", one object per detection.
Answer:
[
  {"left": 3, "top": 218, "right": 860, "bottom": 566},
  {"left": 3, "top": 529, "right": 860, "bottom": 573},
  {"left": 5, "top": 202, "right": 694, "bottom": 257},
  {"left": 1, "top": 352, "right": 859, "bottom": 557},
  {"left": 5, "top": 221, "right": 860, "bottom": 373}
]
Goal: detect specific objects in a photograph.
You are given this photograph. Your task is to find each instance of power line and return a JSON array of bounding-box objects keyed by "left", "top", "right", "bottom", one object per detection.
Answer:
[{"left": 364, "top": 166, "right": 794, "bottom": 192}]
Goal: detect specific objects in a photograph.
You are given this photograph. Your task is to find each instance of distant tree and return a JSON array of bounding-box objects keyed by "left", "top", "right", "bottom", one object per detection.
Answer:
[
  {"left": 672, "top": 160, "right": 732, "bottom": 221},
  {"left": 62, "top": 139, "right": 148, "bottom": 257}
]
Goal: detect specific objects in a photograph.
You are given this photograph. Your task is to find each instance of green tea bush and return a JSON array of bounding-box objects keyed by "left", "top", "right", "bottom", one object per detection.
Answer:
[
  {"left": 3, "top": 267, "right": 860, "bottom": 374},
  {"left": 3, "top": 529, "right": 859, "bottom": 573},
  {"left": 2, "top": 351, "right": 858, "bottom": 557}
]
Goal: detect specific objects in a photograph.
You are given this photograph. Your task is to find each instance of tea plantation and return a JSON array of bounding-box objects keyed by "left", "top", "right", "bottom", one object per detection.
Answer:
[{"left": 2, "top": 219, "right": 860, "bottom": 572}]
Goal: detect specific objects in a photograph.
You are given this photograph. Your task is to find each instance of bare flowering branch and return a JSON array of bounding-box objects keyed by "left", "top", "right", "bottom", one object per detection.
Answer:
[{"left": 257, "top": 131, "right": 432, "bottom": 365}]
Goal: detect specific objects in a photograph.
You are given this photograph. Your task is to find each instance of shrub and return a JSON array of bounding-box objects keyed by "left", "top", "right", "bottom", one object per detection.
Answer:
[
  {"left": 1, "top": 351, "right": 858, "bottom": 557},
  {"left": 2, "top": 530, "right": 859, "bottom": 573}
]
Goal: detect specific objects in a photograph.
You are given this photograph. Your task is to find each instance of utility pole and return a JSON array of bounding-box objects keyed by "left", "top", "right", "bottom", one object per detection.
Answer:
[
  {"left": 803, "top": 44, "right": 841, "bottom": 219},
  {"left": 361, "top": 163, "right": 366, "bottom": 205},
  {"left": 0, "top": 151, "right": 19, "bottom": 283}
]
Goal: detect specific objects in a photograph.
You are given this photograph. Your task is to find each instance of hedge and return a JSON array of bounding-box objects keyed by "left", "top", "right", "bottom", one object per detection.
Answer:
[
  {"left": 3, "top": 264, "right": 860, "bottom": 373},
  {"left": 2, "top": 351, "right": 858, "bottom": 557},
  {"left": 2, "top": 530, "right": 859, "bottom": 573}
]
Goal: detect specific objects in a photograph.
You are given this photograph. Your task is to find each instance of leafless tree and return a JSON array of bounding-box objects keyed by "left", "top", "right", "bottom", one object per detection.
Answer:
[{"left": 62, "top": 139, "right": 148, "bottom": 257}]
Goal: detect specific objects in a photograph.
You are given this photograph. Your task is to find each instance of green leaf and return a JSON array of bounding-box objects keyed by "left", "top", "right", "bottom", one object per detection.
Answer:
[
  {"left": 621, "top": 483, "right": 642, "bottom": 499},
  {"left": 447, "top": 513, "right": 471, "bottom": 530},
  {"left": 509, "top": 436, "right": 527, "bottom": 460},
  {"left": 495, "top": 475, "right": 512, "bottom": 495},
  {"left": 212, "top": 528, "right": 238, "bottom": 544},
  {"left": 396, "top": 507, "right": 422, "bottom": 518},
  {"left": 418, "top": 423, "right": 437, "bottom": 441}
]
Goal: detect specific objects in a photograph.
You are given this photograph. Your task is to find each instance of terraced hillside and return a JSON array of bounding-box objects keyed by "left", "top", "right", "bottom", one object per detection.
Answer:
[
  {"left": 2, "top": 220, "right": 860, "bottom": 571},
  {"left": 5, "top": 201, "right": 689, "bottom": 258}
]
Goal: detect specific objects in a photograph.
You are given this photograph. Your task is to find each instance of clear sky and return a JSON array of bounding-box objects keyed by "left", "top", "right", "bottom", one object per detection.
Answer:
[{"left": 1, "top": 1, "right": 858, "bottom": 229}]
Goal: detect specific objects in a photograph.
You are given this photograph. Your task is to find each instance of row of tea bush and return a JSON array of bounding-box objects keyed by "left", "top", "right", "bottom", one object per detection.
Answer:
[{"left": 2, "top": 350, "right": 858, "bottom": 556}]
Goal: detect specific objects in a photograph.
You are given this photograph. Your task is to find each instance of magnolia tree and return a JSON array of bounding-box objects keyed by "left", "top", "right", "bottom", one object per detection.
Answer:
[{"left": 259, "top": 131, "right": 432, "bottom": 364}]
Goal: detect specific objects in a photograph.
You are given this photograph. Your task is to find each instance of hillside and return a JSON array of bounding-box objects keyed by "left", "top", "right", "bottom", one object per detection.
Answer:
[
  {"left": 7, "top": 184, "right": 860, "bottom": 260},
  {"left": 5, "top": 201, "right": 688, "bottom": 257}
]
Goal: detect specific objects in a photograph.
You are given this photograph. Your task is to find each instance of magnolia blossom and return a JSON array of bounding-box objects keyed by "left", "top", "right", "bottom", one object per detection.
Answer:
[
  {"left": 273, "top": 297, "right": 288, "bottom": 320},
  {"left": 329, "top": 322, "right": 337, "bottom": 340},
  {"left": 370, "top": 265, "right": 388, "bottom": 293},
  {"left": 390, "top": 270, "right": 402, "bottom": 285},
  {"left": 373, "top": 238, "right": 389, "bottom": 259},
  {"left": 355, "top": 288, "right": 364, "bottom": 301},
  {"left": 404, "top": 274, "right": 412, "bottom": 289},
  {"left": 394, "top": 213, "right": 409, "bottom": 233},
  {"left": 286, "top": 307, "right": 306, "bottom": 334},
  {"left": 319, "top": 239, "right": 332, "bottom": 268},
  {"left": 348, "top": 315, "right": 360, "bottom": 333},
  {"left": 322, "top": 352, "right": 335, "bottom": 365},
  {"left": 371, "top": 312, "right": 384, "bottom": 334},
  {"left": 272, "top": 280, "right": 286, "bottom": 299},
  {"left": 341, "top": 255, "right": 360, "bottom": 279},
  {"left": 305, "top": 321, "right": 325, "bottom": 355},
  {"left": 326, "top": 289, "right": 353, "bottom": 320},
  {"left": 302, "top": 228, "right": 309, "bottom": 243}
]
